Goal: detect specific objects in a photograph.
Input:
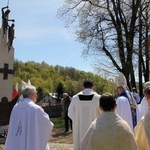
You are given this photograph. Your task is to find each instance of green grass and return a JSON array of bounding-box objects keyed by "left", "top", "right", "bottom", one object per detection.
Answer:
[{"left": 51, "top": 117, "right": 65, "bottom": 128}]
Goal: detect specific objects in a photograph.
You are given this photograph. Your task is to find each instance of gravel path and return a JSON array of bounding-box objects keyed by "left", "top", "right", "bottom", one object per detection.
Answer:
[
  {"left": 50, "top": 143, "right": 73, "bottom": 150},
  {"left": 0, "top": 143, "right": 73, "bottom": 150}
]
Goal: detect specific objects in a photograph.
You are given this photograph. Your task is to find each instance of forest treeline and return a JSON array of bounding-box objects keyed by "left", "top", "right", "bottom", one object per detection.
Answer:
[{"left": 13, "top": 60, "right": 115, "bottom": 101}]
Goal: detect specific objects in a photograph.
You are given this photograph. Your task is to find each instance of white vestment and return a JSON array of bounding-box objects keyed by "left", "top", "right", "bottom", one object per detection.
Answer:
[
  {"left": 134, "top": 108, "right": 150, "bottom": 150},
  {"left": 4, "top": 98, "right": 54, "bottom": 150},
  {"left": 131, "top": 92, "right": 141, "bottom": 104},
  {"left": 81, "top": 112, "right": 138, "bottom": 150},
  {"left": 115, "top": 96, "right": 134, "bottom": 131},
  {"left": 68, "top": 89, "right": 101, "bottom": 150},
  {"left": 138, "top": 97, "right": 149, "bottom": 120}
]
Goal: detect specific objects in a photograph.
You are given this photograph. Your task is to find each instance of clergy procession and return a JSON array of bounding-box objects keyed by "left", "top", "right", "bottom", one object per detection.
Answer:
[
  {"left": 1, "top": 2, "right": 150, "bottom": 150},
  {"left": 67, "top": 76, "right": 150, "bottom": 150},
  {"left": 3, "top": 76, "right": 150, "bottom": 150}
]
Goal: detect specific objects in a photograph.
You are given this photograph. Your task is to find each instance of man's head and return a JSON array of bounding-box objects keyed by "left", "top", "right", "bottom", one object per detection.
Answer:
[
  {"left": 63, "top": 93, "right": 69, "bottom": 99},
  {"left": 83, "top": 78, "right": 94, "bottom": 89},
  {"left": 144, "top": 81, "right": 150, "bottom": 90},
  {"left": 100, "top": 93, "right": 117, "bottom": 111},
  {"left": 117, "top": 86, "right": 124, "bottom": 95},
  {"left": 132, "top": 87, "right": 137, "bottom": 92},
  {"left": 22, "top": 86, "right": 37, "bottom": 102}
]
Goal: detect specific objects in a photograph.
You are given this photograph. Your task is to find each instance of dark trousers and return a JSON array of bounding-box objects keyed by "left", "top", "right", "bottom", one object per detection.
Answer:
[{"left": 65, "top": 112, "right": 72, "bottom": 132}]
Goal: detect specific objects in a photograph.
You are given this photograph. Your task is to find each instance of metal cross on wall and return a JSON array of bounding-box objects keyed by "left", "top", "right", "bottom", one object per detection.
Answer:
[{"left": 0, "top": 63, "right": 14, "bottom": 79}]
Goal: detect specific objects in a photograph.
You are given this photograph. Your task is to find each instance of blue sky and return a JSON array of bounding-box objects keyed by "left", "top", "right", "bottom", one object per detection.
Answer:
[{"left": 0, "top": 0, "right": 94, "bottom": 72}]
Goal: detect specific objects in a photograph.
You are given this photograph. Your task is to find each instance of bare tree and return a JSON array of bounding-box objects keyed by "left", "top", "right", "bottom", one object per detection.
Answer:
[
  {"left": 137, "top": 0, "right": 150, "bottom": 96},
  {"left": 58, "top": 0, "right": 150, "bottom": 91}
]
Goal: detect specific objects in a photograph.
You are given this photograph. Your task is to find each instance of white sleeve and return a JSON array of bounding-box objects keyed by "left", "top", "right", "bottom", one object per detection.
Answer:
[
  {"left": 68, "top": 98, "right": 75, "bottom": 120},
  {"left": 80, "top": 123, "right": 94, "bottom": 150}
]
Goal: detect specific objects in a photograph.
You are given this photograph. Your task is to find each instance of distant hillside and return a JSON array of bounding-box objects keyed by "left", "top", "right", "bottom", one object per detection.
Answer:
[{"left": 13, "top": 60, "right": 114, "bottom": 100}]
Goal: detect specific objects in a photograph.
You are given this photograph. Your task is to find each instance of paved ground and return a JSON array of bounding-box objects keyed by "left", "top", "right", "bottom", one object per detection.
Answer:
[
  {"left": 0, "top": 145, "right": 4, "bottom": 150},
  {"left": 0, "top": 128, "right": 73, "bottom": 150},
  {"left": 50, "top": 143, "right": 73, "bottom": 150}
]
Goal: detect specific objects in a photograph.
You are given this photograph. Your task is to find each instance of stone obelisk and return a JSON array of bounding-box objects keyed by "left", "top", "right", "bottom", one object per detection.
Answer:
[
  {"left": 0, "top": 11, "right": 14, "bottom": 102},
  {"left": 0, "top": 7, "right": 15, "bottom": 140}
]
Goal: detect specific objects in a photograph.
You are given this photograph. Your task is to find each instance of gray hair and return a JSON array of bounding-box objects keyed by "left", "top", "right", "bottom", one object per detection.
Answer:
[
  {"left": 22, "top": 86, "right": 36, "bottom": 98},
  {"left": 144, "top": 81, "right": 150, "bottom": 90},
  {"left": 63, "top": 93, "right": 69, "bottom": 97}
]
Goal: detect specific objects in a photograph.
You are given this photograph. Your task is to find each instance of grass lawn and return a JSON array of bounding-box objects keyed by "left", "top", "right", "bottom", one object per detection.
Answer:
[{"left": 51, "top": 117, "right": 65, "bottom": 128}]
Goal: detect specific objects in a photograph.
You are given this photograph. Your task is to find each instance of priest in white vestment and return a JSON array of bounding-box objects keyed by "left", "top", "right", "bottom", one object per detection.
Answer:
[
  {"left": 81, "top": 93, "right": 138, "bottom": 150},
  {"left": 134, "top": 86, "right": 150, "bottom": 149},
  {"left": 131, "top": 87, "right": 141, "bottom": 104},
  {"left": 114, "top": 73, "right": 139, "bottom": 131},
  {"left": 137, "top": 81, "right": 150, "bottom": 120},
  {"left": 5, "top": 85, "right": 54, "bottom": 150},
  {"left": 138, "top": 97, "right": 148, "bottom": 120},
  {"left": 68, "top": 79, "right": 101, "bottom": 150}
]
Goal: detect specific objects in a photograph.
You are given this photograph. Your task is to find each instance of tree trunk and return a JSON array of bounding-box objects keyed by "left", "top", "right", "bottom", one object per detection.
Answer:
[{"left": 138, "top": 5, "right": 143, "bottom": 98}]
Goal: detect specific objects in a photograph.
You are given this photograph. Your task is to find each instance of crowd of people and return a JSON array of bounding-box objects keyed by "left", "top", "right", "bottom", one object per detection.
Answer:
[{"left": 4, "top": 75, "right": 150, "bottom": 150}]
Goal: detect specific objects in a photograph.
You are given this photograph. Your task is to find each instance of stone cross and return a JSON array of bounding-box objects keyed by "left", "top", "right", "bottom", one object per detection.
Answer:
[{"left": 0, "top": 63, "right": 14, "bottom": 79}]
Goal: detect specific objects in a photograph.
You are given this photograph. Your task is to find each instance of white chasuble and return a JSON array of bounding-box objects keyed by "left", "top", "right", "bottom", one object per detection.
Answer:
[
  {"left": 134, "top": 108, "right": 150, "bottom": 150},
  {"left": 5, "top": 98, "right": 54, "bottom": 150},
  {"left": 81, "top": 112, "right": 138, "bottom": 150},
  {"left": 68, "top": 89, "right": 101, "bottom": 150}
]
